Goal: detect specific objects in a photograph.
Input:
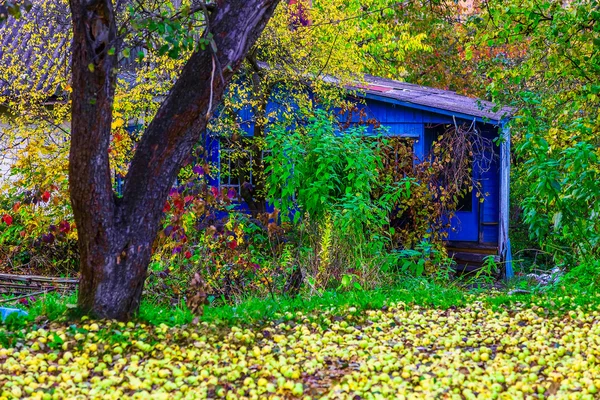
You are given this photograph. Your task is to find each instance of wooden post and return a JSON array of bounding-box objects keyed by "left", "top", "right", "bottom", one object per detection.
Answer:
[{"left": 499, "top": 123, "right": 513, "bottom": 279}]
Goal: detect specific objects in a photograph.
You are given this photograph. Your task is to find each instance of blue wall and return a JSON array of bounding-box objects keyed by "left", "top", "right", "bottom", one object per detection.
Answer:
[
  {"left": 343, "top": 97, "right": 501, "bottom": 245},
  {"left": 206, "top": 95, "right": 502, "bottom": 245},
  {"left": 477, "top": 124, "right": 501, "bottom": 245}
]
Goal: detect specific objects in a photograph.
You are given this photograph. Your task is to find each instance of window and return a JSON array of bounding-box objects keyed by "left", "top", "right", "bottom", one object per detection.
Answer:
[
  {"left": 424, "top": 123, "right": 478, "bottom": 213},
  {"left": 456, "top": 185, "right": 473, "bottom": 212},
  {"left": 377, "top": 136, "right": 416, "bottom": 181},
  {"left": 219, "top": 147, "right": 271, "bottom": 201}
]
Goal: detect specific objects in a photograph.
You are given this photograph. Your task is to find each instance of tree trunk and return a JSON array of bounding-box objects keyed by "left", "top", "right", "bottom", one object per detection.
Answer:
[{"left": 69, "top": 0, "right": 280, "bottom": 320}]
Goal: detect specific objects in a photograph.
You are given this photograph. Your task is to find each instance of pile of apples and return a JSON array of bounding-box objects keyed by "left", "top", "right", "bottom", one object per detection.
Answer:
[{"left": 1, "top": 301, "right": 599, "bottom": 399}]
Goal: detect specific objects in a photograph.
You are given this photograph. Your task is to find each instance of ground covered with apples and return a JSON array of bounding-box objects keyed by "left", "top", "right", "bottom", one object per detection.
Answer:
[{"left": 1, "top": 299, "right": 599, "bottom": 400}]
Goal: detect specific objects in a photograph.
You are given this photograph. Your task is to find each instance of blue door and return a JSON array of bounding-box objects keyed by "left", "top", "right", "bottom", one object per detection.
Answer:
[
  {"left": 447, "top": 175, "right": 480, "bottom": 242},
  {"left": 424, "top": 124, "right": 481, "bottom": 242}
]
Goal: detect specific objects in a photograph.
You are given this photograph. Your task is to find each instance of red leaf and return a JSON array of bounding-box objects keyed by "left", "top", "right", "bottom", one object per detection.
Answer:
[
  {"left": 59, "top": 220, "right": 71, "bottom": 233},
  {"left": 2, "top": 214, "right": 13, "bottom": 226},
  {"left": 174, "top": 198, "right": 185, "bottom": 212},
  {"left": 41, "top": 191, "right": 51, "bottom": 202}
]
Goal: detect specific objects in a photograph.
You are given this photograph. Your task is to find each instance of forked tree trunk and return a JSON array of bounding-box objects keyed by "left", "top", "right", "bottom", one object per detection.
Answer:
[{"left": 69, "top": 0, "right": 280, "bottom": 320}]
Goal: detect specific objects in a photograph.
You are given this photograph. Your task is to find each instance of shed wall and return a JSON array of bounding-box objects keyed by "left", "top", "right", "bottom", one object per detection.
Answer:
[{"left": 208, "top": 95, "right": 504, "bottom": 250}]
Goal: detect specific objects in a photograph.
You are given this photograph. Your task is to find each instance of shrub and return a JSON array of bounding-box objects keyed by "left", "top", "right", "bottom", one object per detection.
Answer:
[
  {"left": 265, "top": 110, "right": 458, "bottom": 291},
  {"left": 0, "top": 176, "right": 77, "bottom": 276}
]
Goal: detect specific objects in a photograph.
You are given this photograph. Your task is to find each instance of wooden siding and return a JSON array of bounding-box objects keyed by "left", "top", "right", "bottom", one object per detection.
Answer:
[
  {"left": 499, "top": 124, "right": 514, "bottom": 278},
  {"left": 348, "top": 97, "right": 455, "bottom": 125},
  {"left": 478, "top": 125, "right": 501, "bottom": 245}
]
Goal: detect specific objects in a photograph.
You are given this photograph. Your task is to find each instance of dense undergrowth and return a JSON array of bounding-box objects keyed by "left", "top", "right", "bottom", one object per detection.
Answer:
[
  {"left": 2, "top": 2, "right": 599, "bottom": 318},
  {"left": 1, "top": 111, "right": 484, "bottom": 310}
]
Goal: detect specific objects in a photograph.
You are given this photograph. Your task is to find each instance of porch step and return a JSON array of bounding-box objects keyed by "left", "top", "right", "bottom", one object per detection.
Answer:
[
  {"left": 446, "top": 247, "right": 500, "bottom": 275},
  {"left": 446, "top": 241, "right": 498, "bottom": 254},
  {"left": 448, "top": 251, "right": 500, "bottom": 264}
]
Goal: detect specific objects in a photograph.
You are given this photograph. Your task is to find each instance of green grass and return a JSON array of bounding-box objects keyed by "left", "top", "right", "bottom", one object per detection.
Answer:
[
  {"left": 2, "top": 278, "right": 465, "bottom": 328},
  {"left": 2, "top": 275, "right": 599, "bottom": 333},
  {"left": 1, "top": 291, "right": 78, "bottom": 327},
  {"left": 199, "top": 277, "right": 468, "bottom": 326}
]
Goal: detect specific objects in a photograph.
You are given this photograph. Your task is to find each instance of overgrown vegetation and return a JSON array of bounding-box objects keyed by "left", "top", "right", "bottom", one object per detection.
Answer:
[
  {"left": 0, "top": 0, "right": 458, "bottom": 310},
  {"left": 3, "top": 275, "right": 600, "bottom": 330},
  {"left": 0, "top": 0, "right": 598, "bottom": 329},
  {"left": 471, "top": 0, "right": 600, "bottom": 276}
]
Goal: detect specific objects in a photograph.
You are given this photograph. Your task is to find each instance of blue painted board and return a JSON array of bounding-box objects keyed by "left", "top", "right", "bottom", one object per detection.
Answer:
[
  {"left": 0, "top": 307, "right": 28, "bottom": 322},
  {"left": 447, "top": 176, "right": 480, "bottom": 242}
]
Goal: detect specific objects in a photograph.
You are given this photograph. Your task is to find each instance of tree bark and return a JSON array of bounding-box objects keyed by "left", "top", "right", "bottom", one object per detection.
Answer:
[{"left": 69, "top": 0, "right": 280, "bottom": 320}]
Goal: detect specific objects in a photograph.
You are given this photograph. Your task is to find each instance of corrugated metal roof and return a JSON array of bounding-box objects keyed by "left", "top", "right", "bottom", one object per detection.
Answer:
[{"left": 355, "top": 75, "right": 513, "bottom": 123}]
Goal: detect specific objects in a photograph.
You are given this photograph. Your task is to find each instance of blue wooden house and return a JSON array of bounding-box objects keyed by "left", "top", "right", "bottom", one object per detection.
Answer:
[
  {"left": 205, "top": 75, "right": 514, "bottom": 278},
  {"left": 0, "top": 8, "right": 513, "bottom": 277}
]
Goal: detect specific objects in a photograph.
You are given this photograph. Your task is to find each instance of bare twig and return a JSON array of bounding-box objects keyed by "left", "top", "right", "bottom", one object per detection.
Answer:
[
  {"left": 206, "top": 55, "right": 215, "bottom": 120},
  {"left": 0, "top": 288, "right": 55, "bottom": 304}
]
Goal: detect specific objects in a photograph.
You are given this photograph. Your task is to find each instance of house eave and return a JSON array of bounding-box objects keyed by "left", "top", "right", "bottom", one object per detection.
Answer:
[{"left": 354, "top": 91, "right": 508, "bottom": 125}]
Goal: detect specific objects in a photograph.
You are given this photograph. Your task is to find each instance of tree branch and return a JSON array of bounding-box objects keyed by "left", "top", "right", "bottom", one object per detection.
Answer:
[{"left": 120, "top": 0, "right": 280, "bottom": 236}]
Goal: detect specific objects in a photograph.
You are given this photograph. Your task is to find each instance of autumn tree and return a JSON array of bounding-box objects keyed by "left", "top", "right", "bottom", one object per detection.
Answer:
[
  {"left": 472, "top": 0, "right": 600, "bottom": 266},
  {"left": 0, "top": 0, "right": 470, "bottom": 316},
  {"left": 60, "top": 0, "right": 279, "bottom": 320},
  {"left": 398, "top": 1, "right": 484, "bottom": 95},
  {"left": 0, "top": 0, "right": 433, "bottom": 316}
]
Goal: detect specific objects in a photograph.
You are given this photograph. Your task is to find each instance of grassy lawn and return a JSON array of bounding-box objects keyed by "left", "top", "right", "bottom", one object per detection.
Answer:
[{"left": 1, "top": 283, "right": 600, "bottom": 399}]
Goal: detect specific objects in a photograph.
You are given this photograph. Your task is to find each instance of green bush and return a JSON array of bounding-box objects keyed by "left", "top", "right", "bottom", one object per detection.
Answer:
[{"left": 265, "top": 110, "right": 433, "bottom": 290}]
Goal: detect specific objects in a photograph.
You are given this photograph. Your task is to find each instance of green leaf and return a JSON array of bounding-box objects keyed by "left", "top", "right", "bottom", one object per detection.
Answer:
[
  {"left": 552, "top": 212, "right": 562, "bottom": 229},
  {"left": 465, "top": 45, "right": 473, "bottom": 61},
  {"left": 168, "top": 47, "right": 180, "bottom": 59},
  {"left": 341, "top": 274, "right": 351, "bottom": 287},
  {"left": 415, "top": 262, "right": 424, "bottom": 277},
  {"left": 158, "top": 44, "right": 170, "bottom": 56}
]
